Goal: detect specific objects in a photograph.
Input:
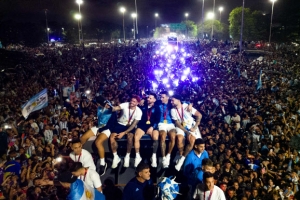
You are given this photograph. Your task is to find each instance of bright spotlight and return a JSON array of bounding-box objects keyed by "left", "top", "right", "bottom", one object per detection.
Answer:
[
  {"left": 168, "top": 90, "right": 174, "bottom": 96},
  {"left": 162, "top": 78, "right": 168, "bottom": 84}
]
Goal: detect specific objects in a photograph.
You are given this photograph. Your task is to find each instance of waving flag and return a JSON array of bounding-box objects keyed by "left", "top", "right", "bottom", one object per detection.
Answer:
[
  {"left": 157, "top": 176, "right": 180, "bottom": 200},
  {"left": 21, "top": 89, "right": 48, "bottom": 119},
  {"left": 68, "top": 179, "right": 105, "bottom": 200},
  {"left": 256, "top": 70, "right": 262, "bottom": 90}
]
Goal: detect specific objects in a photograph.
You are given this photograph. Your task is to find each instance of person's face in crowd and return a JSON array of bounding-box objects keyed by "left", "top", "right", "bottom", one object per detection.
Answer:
[
  {"left": 129, "top": 98, "right": 139, "bottom": 108},
  {"left": 71, "top": 142, "right": 82, "bottom": 155},
  {"left": 215, "top": 164, "right": 220, "bottom": 171},
  {"left": 235, "top": 163, "right": 241, "bottom": 171},
  {"left": 233, "top": 182, "right": 239, "bottom": 190},
  {"left": 147, "top": 95, "right": 156, "bottom": 105},
  {"left": 45, "top": 146, "right": 50, "bottom": 152},
  {"left": 219, "top": 144, "right": 225, "bottom": 151},
  {"left": 237, "top": 176, "right": 243, "bottom": 183},
  {"left": 205, "top": 177, "right": 215, "bottom": 191},
  {"left": 171, "top": 98, "right": 180, "bottom": 107},
  {"left": 241, "top": 197, "right": 248, "bottom": 200},
  {"left": 160, "top": 94, "right": 169, "bottom": 104},
  {"left": 268, "top": 179, "right": 274, "bottom": 186},
  {"left": 227, "top": 190, "right": 235, "bottom": 198},
  {"left": 220, "top": 183, "right": 227, "bottom": 192},
  {"left": 138, "top": 168, "right": 151, "bottom": 181},
  {"left": 203, "top": 165, "right": 215, "bottom": 173},
  {"left": 195, "top": 143, "right": 205, "bottom": 154}
]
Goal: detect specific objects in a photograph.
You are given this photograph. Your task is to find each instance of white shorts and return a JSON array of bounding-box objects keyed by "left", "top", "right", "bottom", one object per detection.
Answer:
[
  {"left": 91, "top": 127, "right": 111, "bottom": 138},
  {"left": 176, "top": 127, "right": 201, "bottom": 139},
  {"left": 158, "top": 123, "right": 176, "bottom": 132}
]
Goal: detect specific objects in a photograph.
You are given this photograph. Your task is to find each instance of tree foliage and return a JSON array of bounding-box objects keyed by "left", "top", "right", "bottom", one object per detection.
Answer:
[
  {"left": 181, "top": 20, "right": 197, "bottom": 37},
  {"left": 198, "top": 20, "right": 228, "bottom": 40},
  {"left": 229, "top": 7, "right": 269, "bottom": 41}
]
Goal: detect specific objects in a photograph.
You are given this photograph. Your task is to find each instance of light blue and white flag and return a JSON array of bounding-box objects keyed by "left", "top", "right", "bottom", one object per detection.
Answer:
[
  {"left": 256, "top": 70, "right": 262, "bottom": 90},
  {"left": 21, "top": 89, "right": 48, "bottom": 119},
  {"left": 68, "top": 179, "right": 105, "bottom": 200},
  {"left": 157, "top": 176, "right": 180, "bottom": 200}
]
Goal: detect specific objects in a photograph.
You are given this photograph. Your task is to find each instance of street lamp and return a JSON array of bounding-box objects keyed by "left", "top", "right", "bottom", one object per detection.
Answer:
[
  {"left": 201, "top": 0, "right": 205, "bottom": 39},
  {"left": 76, "top": 0, "right": 83, "bottom": 43},
  {"left": 44, "top": 9, "right": 49, "bottom": 43},
  {"left": 120, "top": 7, "right": 126, "bottom": 42},
  {"left": 206, "top": 12, "right": 215, "bottom": 40},
  {"left": 219, "top": 7, "right": 224, "bottom": 22},
  {"left": 269, "top": 0, "right": 277, "bottom": 46},
  {"left": 185, "top": 13, "right": 189, "bottom": 38},
  {"left": 131, "top": 13, "right": 137, "bottom": 39},
  {"left": 155, "top": 13, "right": 159, "bottom": 28},
  {"left": 74, "top": 13, "right": 82, "bottom": 44},
  {"left": 212, "top": 0, "right": 216, "bottom": 39},
  {"left": 240, "top": 0, "right": 245, "bottom": 55},
  {"left": 134, "top": 0, "right": 138, "bottom": 37}
]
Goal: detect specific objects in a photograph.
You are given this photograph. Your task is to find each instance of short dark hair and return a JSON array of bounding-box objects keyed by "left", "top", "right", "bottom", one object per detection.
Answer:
[
  {"left": 70, "top": 162, "right": 83, "bottom": 172},
  {"left": 148, "top": 92, "right": 157, "bottom": 100},
  {"left": 202, "top": 158, "right": 213, "bottom": 167},
  {"left": 203, "top": 172, "right": 214, "bottom": 181},
  {"left": 71, "top": 139, "right": 81, "bottom": 145},
  {"left": 160, "top": 91, "right": 169, "bottom": 96},
  {"left": 194, "top": 138, "right": 205, "bottom": 145},
  {"left": 136, "top": 162, "right": 150, "bottom": 175}
]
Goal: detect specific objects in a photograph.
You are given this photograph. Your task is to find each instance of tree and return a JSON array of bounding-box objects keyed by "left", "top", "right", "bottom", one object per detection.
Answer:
[
  {"left": 229, "top": 7, "right": 255, "bottom": 41},
  {"left": 110, "top": 29, "right": 120, "bottom": 40},
  {"left": 198, "top": 20, "right": 228, "bottom": 40},
  {"left": 181, "top": 20, "right": 197, "bottom": 38},
  {"left": 153, "top": 27, "right": 167, "bottom": 39}
]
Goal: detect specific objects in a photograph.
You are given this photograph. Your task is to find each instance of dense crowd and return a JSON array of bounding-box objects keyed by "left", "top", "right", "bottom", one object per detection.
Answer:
[{"left": 0, "top": 38, "right": 300, "bottom": 200}]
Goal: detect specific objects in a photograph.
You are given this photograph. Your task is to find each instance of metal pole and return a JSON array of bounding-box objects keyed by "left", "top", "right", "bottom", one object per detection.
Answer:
[
  {"left": 202, "top": 0, "right": 204, "bottom": 39},
  {"left": 268, "top": 0, "right": 275, "bottom": 45},
  {"left": 239, "top": 0, "right": 245, "bottom": 55},
  {"left": 78, "top": 4, "right": 83, "bottom": 43},
  {"left": 220, "top": 10, "right": 222, "bottom": 22},
  {"left": 211, "top": 0, "right": 215, "bottom": 40},
  {"left": 123, "top": 12, "right": 125, "bottom": 41},
  {"left": 133, "top": 17, "right": 136, "bottom": 39},
  {"left": 135, "top": 0, "right": 138, "bottom": 36},
  {"left": 45, "top": 10, "right": 49, "bottom": 43}
]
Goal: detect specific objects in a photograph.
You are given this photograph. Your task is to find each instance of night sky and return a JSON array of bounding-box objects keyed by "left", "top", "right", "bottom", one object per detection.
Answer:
[{"left": 0, "top": 0, "right": 285, "bottom": 27}]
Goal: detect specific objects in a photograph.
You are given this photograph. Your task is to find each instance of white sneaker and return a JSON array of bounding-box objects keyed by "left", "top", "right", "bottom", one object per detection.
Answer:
[
  {"left": 111, "top": 156, "right": 121, "bottom": 169},
  {"left": 162, "top": 156, "right": 170, "bottom": 168},
  {"left": 150, "top": 156, "right": 157, "bottom": 168},
  {"left": 175, "top": 157, "right": 185, "bottom": 171},
  {"left": 123, "top": 156, "right": 130, "bottom": 168},
  {"left": 134, "top": 156, "right": 142, "bottom": 167}
]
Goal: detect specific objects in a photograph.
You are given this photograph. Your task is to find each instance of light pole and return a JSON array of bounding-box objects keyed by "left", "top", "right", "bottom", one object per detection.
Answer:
[
  {"left": 219, "top": 7, "right": 223, "bottom": 22},
  {"left": 131, "top": 13, "right": 137, "bottom": 39},
  {"left": 134, "top": 0, "right": 138, "bottom": 38},
  {"left": 185, "top": 13, "right": 189, "bottom": 38},
  {"left": 240, "top": 0, "right": 245, "bottom": 55},
  {"left": 155, "top": 13, "right": 159, "bottom": 28},
  {"left": 76, "top": 0, "right": 83, "bottom": 43},
  {"left": 201, "top": 0, "right": 205, "bottom": 39},
  {"left": 207, "top": 12, "right": 215, "bottom": 40},
  {"left": 269, "top": 0, "right": 276, "bottom": 46},
  {"left": 74, "top": 13, "right": 82, "bottom": 44},
  {"left": 120, "top": 7, "right": 126, "bottom": 42},
  {"left": 44, "top": 9, "right": 49, "bottom": 43},
  {"left": 212, "top": 0, "right": 216, "bottom": 40}
]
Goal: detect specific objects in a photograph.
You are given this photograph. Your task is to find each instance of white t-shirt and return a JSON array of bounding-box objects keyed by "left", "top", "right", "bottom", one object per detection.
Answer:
[
  {"left": 193, "top": 185, "right": 226, "bottom": 200},
  {"left": 69, "top": 149, "right": 96, "bottom": 170},
  {"left": 78, "top": 168, "right": 102, "bottom": 189},
  {"left": 118, "top": 102, "right": 142, "bottom": 126},
  {"left": 231, "top": 115, "right": 241, "bottom": 130},
  {"left": 44, "top": 130, "right": 53, "bottom": 144},
  {"left": 171, "top": 103, "right": 197, "bottom": 129}
]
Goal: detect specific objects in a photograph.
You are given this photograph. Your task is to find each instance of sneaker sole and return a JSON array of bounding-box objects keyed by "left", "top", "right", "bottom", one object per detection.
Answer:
[{"left": 99, "top": 163, "right": 107, "bottom": 176}]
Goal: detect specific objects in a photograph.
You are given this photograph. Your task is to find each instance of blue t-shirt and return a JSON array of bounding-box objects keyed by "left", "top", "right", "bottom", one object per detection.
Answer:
[
  {"left": 4, "top": 160, "right": 21, "bottom": 176},
  {"left": 122, "top": 178, "right": 154, "bottom": 200}
]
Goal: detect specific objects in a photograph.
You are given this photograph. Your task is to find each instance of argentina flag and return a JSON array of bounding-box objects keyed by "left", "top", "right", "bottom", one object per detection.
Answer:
[
  {"left": 256, "top": 70, "right": 262, "bottom": 90},
  {"left": 68, "top": 179, "right": 105, "bottom": 200},
  {"left": 21, "top": 89, "right": 48, "bottom": 119}
]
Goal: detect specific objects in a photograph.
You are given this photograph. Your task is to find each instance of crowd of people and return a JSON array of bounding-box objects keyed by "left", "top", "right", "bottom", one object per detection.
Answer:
[{"left": 0, "top": 38, "right": 300, "bottom": 200}]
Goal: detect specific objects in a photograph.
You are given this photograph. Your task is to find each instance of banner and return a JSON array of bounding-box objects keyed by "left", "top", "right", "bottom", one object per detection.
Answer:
[{"left": 21, "top": 89, "right": 48, "bottom": 119}]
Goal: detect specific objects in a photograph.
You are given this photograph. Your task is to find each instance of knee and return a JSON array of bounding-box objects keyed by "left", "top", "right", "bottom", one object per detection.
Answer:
[
  {"left": 110, "top": 133, "right": 117, "bottom": 142},
  {"left": 177, "top": 135, "right": 183, "bottom": 143},
  {"left": 169, "top": 134, "right": 176, "bottom": 142}
]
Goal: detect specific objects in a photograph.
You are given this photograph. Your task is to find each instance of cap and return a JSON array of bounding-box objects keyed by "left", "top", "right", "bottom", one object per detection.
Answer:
[
  {"left": 57, "top": 171, "right": 77, "bottom": 183},
  {"left": 172, "top": 94, "right": 182, "bottom": 101}
]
